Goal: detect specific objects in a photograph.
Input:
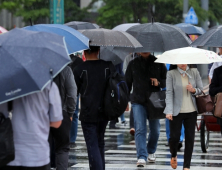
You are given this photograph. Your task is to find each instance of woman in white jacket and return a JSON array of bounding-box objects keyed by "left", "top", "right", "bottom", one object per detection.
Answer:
[{"left": 164, "top": 64, "right": 203, "bottom": 170}]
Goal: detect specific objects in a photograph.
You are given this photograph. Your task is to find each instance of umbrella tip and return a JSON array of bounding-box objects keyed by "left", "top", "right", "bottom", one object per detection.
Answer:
[
  {"left": 50, "top": 69, "right": 53, "bottom": 79},
  {"left": 151, "top": 17, "right": 154, "bottom": 24},
  {"left": 29, "top": 18, "right": 33, "bottom": 26},
  {"left": 138, "top": 19, "right": 140, "bottom": 23},
  {"left": 51, "top": 20, "right": 54, "bottom": 24}
]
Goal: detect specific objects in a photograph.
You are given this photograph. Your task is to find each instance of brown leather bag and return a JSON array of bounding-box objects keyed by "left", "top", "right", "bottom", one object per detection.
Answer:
[
  {"left": 196, "top": 91, "right": 214, "bottom": 114},
  {"left": 213, "top": 93, "right": 222, "bottom": 119}
]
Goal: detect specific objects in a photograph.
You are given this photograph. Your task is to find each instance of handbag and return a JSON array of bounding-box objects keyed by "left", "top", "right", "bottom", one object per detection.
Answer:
[
  {"left": 213, "top": 92, "right": 222, "bottom": 119},
  {"left": 195, "top": 90, "right": 214, "bottom": 114},
  {"left": 0, "top": 102, "right": 15, "bottom": 167},
  {"left": 147, "top": 91, "right": 166, "bottom": 120}
]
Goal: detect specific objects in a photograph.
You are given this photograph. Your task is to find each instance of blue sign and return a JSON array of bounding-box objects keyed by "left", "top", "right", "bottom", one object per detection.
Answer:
[
  {"left": 185, "top": 7, "right": 198, "bottom": 25},
  {"left": 50, "top": 0, "right": 64, "bottom": 24}
]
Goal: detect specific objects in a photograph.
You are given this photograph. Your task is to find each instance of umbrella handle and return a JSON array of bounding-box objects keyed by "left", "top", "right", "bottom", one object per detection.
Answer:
[
  {"left": 29, "top": 18, "right": 33, "bottom": 26},
  {"left": 50, "top": 69, "right": 53, "bottom": 80}
]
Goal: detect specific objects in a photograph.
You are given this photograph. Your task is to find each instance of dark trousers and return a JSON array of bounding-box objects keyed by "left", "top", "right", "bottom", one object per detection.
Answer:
[
  {"left": 169, "top": 111, "right": 197, "bottom": 169},
  {"left": 81, "top": 120, "right": 108, "bottom": 170},
  {"left": 130, "top": 107, "right": 134, "bottom": 129},
  {"left": 49, "top": 112, "right": 71, "bottom": 170},
  {"left": 1, "top": 164, "right": 50, "bottom": 170}
]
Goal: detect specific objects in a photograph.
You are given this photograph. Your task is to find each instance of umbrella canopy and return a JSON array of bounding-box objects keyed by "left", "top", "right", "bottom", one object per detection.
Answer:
[
  {"left": 113, "top": 23, "right": 140, "bottom": 31},
  {"left": 65, "top": 21, "right": 99, "bottom": 30},
  {"left": 0, "top": 28, "right": 71, "bottom": 104},
  {"left": 175, "top": 23, "right": 206, "bottom": 35},
  {"left": 23, "top": 24, "right": 89, "bottom": 54},
  {"left": 126, "top": 22, "right": 192, "bottom": 52},
  {"left": 191, "top": 25, "right": 222, "bottom": 47},
  {"left": 100, "top": 47, "right": 132, "bottom": 65},
  {"left": 155, "top": 47, "right": 222, "bottom": 64},
  {"left": 79, "top": 29, "right": 142, "bottom": 48},
  {"left": 0, "top": 26, "right": 8, "bottom": 34}
]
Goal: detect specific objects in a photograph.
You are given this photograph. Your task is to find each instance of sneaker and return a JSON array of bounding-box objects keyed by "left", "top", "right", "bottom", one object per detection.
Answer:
[
  {"left": 129, "top": 128, "right": 135, "bottom": 136},
  {"left": 137, "top": 159, "right": 146, "bottom": 167},
  {"left": 148, "top": 153, "right": 156, "bottom": 163},
  {"left": 121, "top": 121, "right": 127, "bottom": 126}
]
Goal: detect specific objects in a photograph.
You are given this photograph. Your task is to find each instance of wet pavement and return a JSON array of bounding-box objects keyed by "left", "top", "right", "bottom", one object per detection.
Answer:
[{"left": 68, "top": 112, "right": 222, "bottom": 170}]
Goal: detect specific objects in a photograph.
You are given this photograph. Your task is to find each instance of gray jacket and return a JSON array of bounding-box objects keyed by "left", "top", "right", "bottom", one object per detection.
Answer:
[{"left": 164, "top": 68, "right": 203, "bottom": 116}]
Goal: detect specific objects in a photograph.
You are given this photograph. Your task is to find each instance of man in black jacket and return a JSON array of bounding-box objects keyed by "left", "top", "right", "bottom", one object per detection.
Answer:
[
  {"left": 209, "top": 65, "right": 222, "bottom": 135},
  {"left": 125, "top": 52, "right": 167, "bottom": 167},
  {"left": 50, "top": 66, "right": 77, "bottom": 170},
  {"left": 74, "top": 46, "right": 115, "bottom": 170}
]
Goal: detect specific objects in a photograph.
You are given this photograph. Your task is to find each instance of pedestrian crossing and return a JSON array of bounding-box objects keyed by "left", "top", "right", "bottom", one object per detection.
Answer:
[{"left": 68, "top": 113, "right": 222, "bottom": 170}]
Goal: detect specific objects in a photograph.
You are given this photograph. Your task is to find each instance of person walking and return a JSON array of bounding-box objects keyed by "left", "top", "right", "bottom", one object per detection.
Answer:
[
  {"left": 209, "top": 65, "right": 222, "bottom": 135},
  {"left": 0, "top": 82, "right": 63, "bottom": 170},
  {"left": 123, "top": 53, "right": 139, "bottom": 136},
  {"left": 125, "top": 52, "right": 167, "bottom": 167},
  {"left": 164, "top": 64, "right": 203, "bottom": 170},
  {"left": 50, "top": 66, "right": 77, "bottom": 170},
  {"left": 74, "top": 46, "right": 115, "bottom": 170},
  {"left": 69, "top": 54, "right": 84, "bottom": 148}
]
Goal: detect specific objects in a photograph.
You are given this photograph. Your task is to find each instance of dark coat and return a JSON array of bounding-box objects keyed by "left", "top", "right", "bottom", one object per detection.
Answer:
[
  {"left": 209, "top": 65, "right": 222, "bottom": 126},
  {"left": 54, "top": 66, "right": 77, "bottom": 117},
  {"left": 125, "top": 55, "right": 167, "bottom": 105},
  {"left": 74, "top": 60, "right": 115, "bottom": 123}
]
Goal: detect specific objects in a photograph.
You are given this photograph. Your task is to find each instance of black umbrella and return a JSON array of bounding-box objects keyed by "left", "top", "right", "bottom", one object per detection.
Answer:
[
  {"left": 79, "top": 29, "right": 142, "bottom": 48},
  {"left": 126, "top": 22, "right": 192, "bottom": 52},
  {"left": 65, "top": 21, "right": 99, "bottom": 30},
  {"left": 191, "top": 25, "right": 222, "bottom": 47},
  {"left": 0, "top": 28, "right": 71, "bottom": 104}
]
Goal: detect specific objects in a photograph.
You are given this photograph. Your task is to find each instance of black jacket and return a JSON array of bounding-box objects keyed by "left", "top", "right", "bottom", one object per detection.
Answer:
[
  {"left": 125, "top": 55, "right": 167, "bottom": 105},
  {"left": 54, "top": 66, "right": 77, "bottom": 117},
  {"left": 74, "top": 60, "right": 115, "bottom": 122},
  {"left": 209, "top": 65, "right": 222, "bottom": 126}
]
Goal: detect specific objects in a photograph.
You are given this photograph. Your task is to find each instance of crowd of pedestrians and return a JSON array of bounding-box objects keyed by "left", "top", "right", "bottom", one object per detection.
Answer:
[{"left": 1, "top": 30, "right": 222, "bottom": 170}]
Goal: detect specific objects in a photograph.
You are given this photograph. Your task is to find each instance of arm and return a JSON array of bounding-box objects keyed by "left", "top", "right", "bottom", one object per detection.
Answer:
[
  {"left": 125, "top": 61, "right": 133, "bottom": 93},
  {"left": 74, "top": 67, "right": 81, "bottom": 95},
  {"left": 65, "top": 67, "right": 77, "bottom": 117},
  {"left": 209, "top": 69, "right": 222, "bottom": 96},
  {"left": 164, "top": 71, "right": 174, "bottom": 115},
  {"left": 49, "top": 82, "right": 63, "bottom": 128},
  {"left": 193, "top": 69, "right": 203, "bottom": 95}
]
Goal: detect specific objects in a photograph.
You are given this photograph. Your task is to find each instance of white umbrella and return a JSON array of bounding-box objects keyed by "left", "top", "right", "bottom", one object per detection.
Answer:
[{"left": 155, "top": 47, "right": 222, "bottom": 64}]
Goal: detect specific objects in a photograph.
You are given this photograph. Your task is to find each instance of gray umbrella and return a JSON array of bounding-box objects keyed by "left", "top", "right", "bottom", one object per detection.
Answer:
[
  {"left": 126, "top": 22, "right": 192, "bottom": 52},
  {"left": 79, "top": 29, "right": 142, "bottom": 48},
  {"left": 191, "top": 25, "right": 222, "bottom": 47},
  {"left": 0, "top": 28, "right": 71, "bottom": 104},
  {"left": 65, "top": 21, "right": 99, "bottom": 30},
  {"left": 100, "top": 47, "right": 132, "bottom": 65},
  {"left": 113, "top": 23, "right": 140, "bottom": 31}
]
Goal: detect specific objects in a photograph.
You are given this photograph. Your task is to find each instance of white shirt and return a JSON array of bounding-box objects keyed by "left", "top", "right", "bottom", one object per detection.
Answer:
[
  {"left": 0, "top": 82, "right": 63, "bottom": 167},
  {"left": 209, "top": 55, "right": 222, "bottom": 79}
]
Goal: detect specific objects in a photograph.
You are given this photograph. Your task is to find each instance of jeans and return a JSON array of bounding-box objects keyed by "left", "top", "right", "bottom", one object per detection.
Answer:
[
  {"left": 132, "top": 103, "right": 160, "bottom": 160},
  {"left": 70, "top": 96, "right": 79, "bottom": 143},
  {"left": 81, "top": 120, "right": 108, "bottom": 170},
  {"left": 165, "top": 119, "right": 184, "bottom": 143},
  {"left": 169, "top": 112, "right": 197, "bottom": 169},
  {"left": 130, "top": 107, "right": 134, "bottom": 129},
  {"left": 120, "top": 113, "right": 125, "bottom": 122}
]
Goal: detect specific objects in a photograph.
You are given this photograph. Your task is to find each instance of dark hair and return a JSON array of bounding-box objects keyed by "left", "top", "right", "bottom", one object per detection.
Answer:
[
  {"left": 84, "top": 46, "right": 100, "bottom": 54},
  {"left": 169, "top": 64, "right": 196, "bottom": 71}
]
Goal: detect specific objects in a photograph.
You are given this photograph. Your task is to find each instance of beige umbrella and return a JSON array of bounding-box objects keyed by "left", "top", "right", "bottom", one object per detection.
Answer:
[{"left": 155, "top": 47, "right": 222, "bottom": 64}]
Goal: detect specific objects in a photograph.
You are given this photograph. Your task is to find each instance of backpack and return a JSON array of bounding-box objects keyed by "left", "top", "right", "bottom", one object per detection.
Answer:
[
  {"left": 103, "top": 71, "right": 129, "bottom": 120},
  {"left": 0, "top": 102, "right": 15, "bottom": 167}
]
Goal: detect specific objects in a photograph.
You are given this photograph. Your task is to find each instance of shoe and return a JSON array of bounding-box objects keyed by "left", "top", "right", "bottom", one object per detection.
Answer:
[
  {"left": 121, "top": 121, "right": 127, "bottom": 126},
  {"left": 148, "top": 153, "right": 156, "bottom": 163},
  {"left": 170, "top": 157, "right": 177, "bottom": 169},
  {"left": 137, "top": 159, "right": 146, "bottom": 167},
  {"left": 165, "top": 142, "right": 169, "bottom": 147},
  {"left": 129, "top": 128, "right": 135, "bottom": 136},
  {"left": 177, "top": 142, "right": 183, "bottom": 151},
  {"left": 70, "top": 142, "right": 76, "bottom": 149}
]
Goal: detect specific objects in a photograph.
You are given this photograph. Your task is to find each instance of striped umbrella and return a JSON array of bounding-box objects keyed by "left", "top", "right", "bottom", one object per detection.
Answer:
[{"left": 0, "top": 26, "right": 8, "bottom": 34}]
